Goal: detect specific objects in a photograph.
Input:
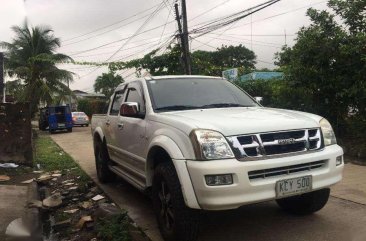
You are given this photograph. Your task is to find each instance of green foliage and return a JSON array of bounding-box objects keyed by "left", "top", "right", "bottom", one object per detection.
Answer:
[
  {"left": 96, "top": 213, "right": 131, "bottom": 241},
  {"left": 5, "top": 79, "right": 25, "bottom": 101},
  {"left": 35, "top": 133, "right": 77, "bottom": 171},
  {"left": 235, "top": 79, "right": 313, "bottom": 111},
  {"left": 1, "top": 22, "right": 73, "bottom": 116},
  {"left": 94, "top": 71, "right": 124, "bottom": 98},
  {"left": 275, "top": 0, "right": 366, "bottom": 134},
  {"left": 109, "top": 44, "right": 256, "bottom": 76},
  {"left": 77, "top": 98, "right": 107, "bottom": 118}
]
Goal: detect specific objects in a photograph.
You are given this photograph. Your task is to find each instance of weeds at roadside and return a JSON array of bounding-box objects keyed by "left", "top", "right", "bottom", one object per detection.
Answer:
[{"left": 96, "top": 213, "right": 131, "bottom": 241}]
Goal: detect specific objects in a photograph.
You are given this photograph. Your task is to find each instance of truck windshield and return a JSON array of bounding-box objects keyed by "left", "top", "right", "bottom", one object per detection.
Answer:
[{"left": 146, "top": 78, "right": 258, "bottom": 112}]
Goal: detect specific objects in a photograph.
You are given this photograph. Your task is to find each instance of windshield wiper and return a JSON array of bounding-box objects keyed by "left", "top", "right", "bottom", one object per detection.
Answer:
[
  {"left": 155, "top": 105, "right": 200, "bottom": 111},
  {"left": 199, "top": 103, "right": 254, "bottom": 109}
]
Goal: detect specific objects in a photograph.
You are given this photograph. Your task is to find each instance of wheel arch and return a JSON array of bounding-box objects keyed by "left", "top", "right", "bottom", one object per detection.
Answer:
[
  {"left": 146, "top": 135, "right": 200, "bottom": 209},
  {"left": 93, "top": 127, "right": 105, "bottom": 145}
]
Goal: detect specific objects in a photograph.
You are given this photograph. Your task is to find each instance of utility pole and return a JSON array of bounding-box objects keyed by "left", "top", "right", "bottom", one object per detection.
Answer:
[
  {"left": 68, "top": 79, "right": 72, "bottom": 110},
  {"left": 284, "top": 29, "right": 287, "bottom": 46},
  {"left": 0, "top": 52, "right": 5, "bottom": 103},
  {"left": 181, "top": 0, "right": 191, "bottom": 75},
  {"left": 175, "top": 1, "right": 191, "bottom": 75}
]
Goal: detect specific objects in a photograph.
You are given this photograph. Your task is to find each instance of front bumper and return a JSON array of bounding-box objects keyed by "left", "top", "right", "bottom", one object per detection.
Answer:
[
  {"left": 186, "top": 144, "right": 344, "bottom": 210},
  {"left": 73, "top": 120, "right": 89, "bottom": 125}
]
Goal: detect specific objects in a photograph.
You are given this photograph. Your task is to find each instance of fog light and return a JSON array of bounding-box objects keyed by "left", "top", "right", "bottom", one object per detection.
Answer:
[
  {"left": 336, "top": 155, "right": 343, "bottom": 166},
  {"left": 205, "top": 174, "right": 233, "bottom": 186}
]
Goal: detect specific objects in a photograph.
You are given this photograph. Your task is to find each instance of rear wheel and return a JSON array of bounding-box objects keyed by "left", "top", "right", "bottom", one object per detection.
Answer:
[
  {"left": 152, "top": 162, "right": 200, "bottom": 241},
  {"left": 276, "top": 188, "right": 330, "bottom": 215},
  {"left": 94, "top": 139, "right": 116, "bottom": 183},
  {"left": 67, "top": 128, "right": 72, "bottom": 132}
]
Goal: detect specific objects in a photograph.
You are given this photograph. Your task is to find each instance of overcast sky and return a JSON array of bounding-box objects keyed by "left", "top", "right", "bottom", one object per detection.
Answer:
[{"left": 0, "top": 0, "right": 328, "bottom": 92}]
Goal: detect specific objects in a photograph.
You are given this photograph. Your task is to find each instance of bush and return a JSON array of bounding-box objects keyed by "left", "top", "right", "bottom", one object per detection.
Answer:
[
  {"left": 235, "top": 79, "right": 313, "bottom": 111},
  {"left": 235, "top": 79, "right": 366, "bottom": 142},
  {"left": 77, "top": 99, "right": 107, "bottom": 118}
]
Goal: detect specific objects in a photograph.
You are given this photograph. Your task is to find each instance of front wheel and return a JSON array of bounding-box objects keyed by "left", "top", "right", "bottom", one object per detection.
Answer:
[
  {"left": 152, "top": 162, "right": 199, "bottom": 241},
  {"left": 276, "top": 188, "right": 330, "bottom": 215}
]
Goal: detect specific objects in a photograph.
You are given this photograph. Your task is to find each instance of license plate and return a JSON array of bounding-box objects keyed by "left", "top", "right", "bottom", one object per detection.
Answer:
[
  {"left": 276, "top": 176, "right": 312, "bottom": 198},
  {"left": 58, "top": 123, "right": 65, "bottom": 127}
]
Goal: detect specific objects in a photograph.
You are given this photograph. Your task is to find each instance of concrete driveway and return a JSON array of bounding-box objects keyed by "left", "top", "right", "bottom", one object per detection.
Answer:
[{"left": 50, "top": 127, "right": 366, "bottom": 241}]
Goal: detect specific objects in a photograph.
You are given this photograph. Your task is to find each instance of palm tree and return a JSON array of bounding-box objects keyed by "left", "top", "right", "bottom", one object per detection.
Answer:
[
  {"left": 0, "top": 22, "right": 73, "bottom": 116},
  {"left": 94, "top": 71, "right": 124, "bottom": 98}
]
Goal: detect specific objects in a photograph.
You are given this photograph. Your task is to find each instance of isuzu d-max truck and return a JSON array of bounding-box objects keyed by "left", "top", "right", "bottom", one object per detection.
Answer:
[{"left": 91, "top": 76, "right": 343, "bottom": 241}]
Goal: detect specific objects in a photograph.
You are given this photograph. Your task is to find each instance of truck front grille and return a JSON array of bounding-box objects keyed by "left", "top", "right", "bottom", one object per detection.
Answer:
[
  {"left": 227, "top": 128, "right": 323, "bottom": 160},
  {"left": 248, "top": 160, "right": 326, "bottom": 180}
]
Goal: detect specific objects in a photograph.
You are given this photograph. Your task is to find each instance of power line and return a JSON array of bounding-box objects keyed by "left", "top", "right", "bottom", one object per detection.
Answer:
[
  {"left": 63, "top": 10, "right": 163, "bottom": 47},
  {"left": 158, "top": 0, "right": 175, "bottom": 45},
  {"left": 200, "top": 35, "right": 282, "bottom": 48},
  {"left": 71, "top": 39, "right": 168, "bottom": 58},
  {"left": 189, "top": 0, "right": 233, "bottom": 22},
  {"left": 106, "top": 0, "right": 169, "bottom": 61},
  {"left": 207, "top": 33, "right": 283, "bottom": 46},
  {"left": 191, "top": 0, "right": 281, "bottom": 36},
  {"left": 62, "top": 3, "right": 163, "bottom": 42},
  {"left": 223, "top": 0, "right": 327, "bottom": 32},
  {"left": 66, "top": 21, "right": 176, "bottom": 56}
]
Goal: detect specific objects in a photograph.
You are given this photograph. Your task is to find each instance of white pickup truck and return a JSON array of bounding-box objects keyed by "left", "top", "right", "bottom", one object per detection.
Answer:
[{"left": 91, "top": 75, "right": 344, "bottom": 241}]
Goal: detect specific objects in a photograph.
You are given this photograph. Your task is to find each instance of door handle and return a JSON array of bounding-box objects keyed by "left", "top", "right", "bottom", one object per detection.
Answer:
[
  {"left": 105, "top": 120, "right": 111, "bottom": 126},
  {"left": 117, "top": 122, "right": 124, "bottom": 130}
]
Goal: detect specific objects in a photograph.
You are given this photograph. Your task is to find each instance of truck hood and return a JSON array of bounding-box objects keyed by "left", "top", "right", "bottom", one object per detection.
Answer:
[{"left": 157, "top": 107, "right": 322, "bottom": 136}]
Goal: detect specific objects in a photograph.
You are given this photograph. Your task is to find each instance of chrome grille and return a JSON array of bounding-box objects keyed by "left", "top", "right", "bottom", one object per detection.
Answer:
[
  {"left": 248, "top": 160, "right": 326, "bottom": 180},
  {"left": 227, "top": 128, "right": 322, "bottom": 160}
]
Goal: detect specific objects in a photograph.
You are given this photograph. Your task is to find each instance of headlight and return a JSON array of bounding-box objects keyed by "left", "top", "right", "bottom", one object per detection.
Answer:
[
  {"left": 320, "top": 118, "right": 337, "bottom": 146},
  {"left": 189, "top": 129, "right": 234, "bottom": 160}
]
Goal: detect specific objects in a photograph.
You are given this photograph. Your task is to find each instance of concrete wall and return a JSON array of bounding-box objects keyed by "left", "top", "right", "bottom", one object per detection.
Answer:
[{"left": 0, "top": 102, "right": 33, "bottom": 166}]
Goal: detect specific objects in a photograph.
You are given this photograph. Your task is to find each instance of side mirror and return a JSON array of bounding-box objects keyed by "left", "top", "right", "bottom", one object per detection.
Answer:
[
  {"left": 120, "top": 102, "right": 141, "bottom": 117},
  {"left": 254, "top": 96, "right": 263, "bottom": 104}
]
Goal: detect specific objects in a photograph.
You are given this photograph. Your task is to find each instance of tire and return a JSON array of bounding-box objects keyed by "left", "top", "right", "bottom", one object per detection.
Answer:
[
  {"left": 152, "top": 162, "right": 200, "bottom": 241},
  {"left": 86, "top": 124, "right": 89, "bottom": 127},
  {"left": 276, "top": 188, "right": 330, "bottom": 215},
  {"left": 38, "top": 122, "right": 44, "bottom": 131},
  {"left": 94, "top": 139, "right": 116, "bottom": 183},
  {"left": 67, "top": 128, "right": 72, "bottom": 132}
]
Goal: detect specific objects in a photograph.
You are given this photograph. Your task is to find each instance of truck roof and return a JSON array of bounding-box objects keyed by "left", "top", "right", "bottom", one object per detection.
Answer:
[
  {"left": 147, "top": 75, "right": 224, "bottom": 80},
  {"left": 115, "top": 75, "right": 224, "bottom": 90}
]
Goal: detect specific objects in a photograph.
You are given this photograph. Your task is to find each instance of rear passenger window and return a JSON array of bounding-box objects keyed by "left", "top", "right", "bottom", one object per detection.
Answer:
[{"left": 109, "top": 91, "right": 125, "bottom": 115}]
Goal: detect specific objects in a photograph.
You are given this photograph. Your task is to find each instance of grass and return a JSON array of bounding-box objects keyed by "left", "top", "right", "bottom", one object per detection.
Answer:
[
  {"left": 96, "top": 213, "right": 131, "bottom": 241},
  {"left": 34, "top": 133, "right": 80, "bottom": 172},
  {"left": 34, "top": 132, "right": 89, "bottom": 185}
]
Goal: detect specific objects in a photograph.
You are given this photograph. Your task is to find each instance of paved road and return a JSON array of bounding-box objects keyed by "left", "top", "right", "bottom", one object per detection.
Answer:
[{"left": 51, "top": 127, "right": 366, "bottom": 241}]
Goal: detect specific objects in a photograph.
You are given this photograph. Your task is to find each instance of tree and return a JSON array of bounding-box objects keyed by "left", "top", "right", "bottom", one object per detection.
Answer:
[
  {"left": 94, "top": 71, "right": 124, "bottom": 98},
  {"left": 110, "top": 44, "right": 256, "bottom": 77},
  {"left": 5, "top": 79, "right": 25, "bottom": 101},
  {"left": 275, "top": 0, "right": 366, "bottom": 135},
  {"left": 211, "top": 44, "right": 256, "bottom": 73},
  {"left": 0, "top": 22, "right": 73, "bottom": 115}
]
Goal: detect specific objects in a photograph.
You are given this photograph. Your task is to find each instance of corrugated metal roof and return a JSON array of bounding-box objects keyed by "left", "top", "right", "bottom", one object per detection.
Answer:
[{"left": 240, "top": 72, "right": 283, "bottom": 81}]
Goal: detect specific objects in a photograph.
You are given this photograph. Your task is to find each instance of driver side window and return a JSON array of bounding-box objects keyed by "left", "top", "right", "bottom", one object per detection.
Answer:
[{"left": 125, "top": 86, "right": 145, "bottom": 113}]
